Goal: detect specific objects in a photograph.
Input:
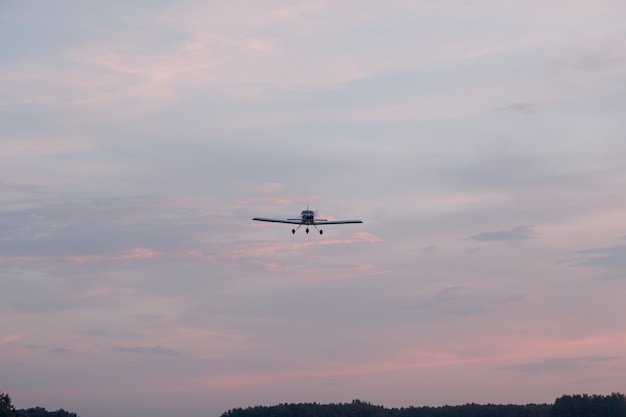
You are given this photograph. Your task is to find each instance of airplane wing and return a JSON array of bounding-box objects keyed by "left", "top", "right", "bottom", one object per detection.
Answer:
[
  {"left": 314, "top": 219, "right": 363, "bottom": 225},
  {"left": 252, "top": 217, "right": 302, "bottom": 224}
]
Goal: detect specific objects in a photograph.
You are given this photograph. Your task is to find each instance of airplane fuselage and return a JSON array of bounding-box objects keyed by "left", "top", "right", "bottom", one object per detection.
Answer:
[
  {"left": 288, "top": 209, "right": 317, "bottom": 224},
  {"left": 301, "top": 209, "right": 314, "bottom": 224}
]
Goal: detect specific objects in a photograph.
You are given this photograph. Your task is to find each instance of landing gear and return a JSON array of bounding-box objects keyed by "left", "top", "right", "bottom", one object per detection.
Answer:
[{"left": 291, "top": 224, "right": 322, "bottom": 235}]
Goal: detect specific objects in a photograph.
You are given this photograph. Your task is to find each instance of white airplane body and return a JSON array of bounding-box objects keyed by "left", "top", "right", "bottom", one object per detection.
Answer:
[{"left": 253, "top": 208, "right": 362, "bottom": 235}]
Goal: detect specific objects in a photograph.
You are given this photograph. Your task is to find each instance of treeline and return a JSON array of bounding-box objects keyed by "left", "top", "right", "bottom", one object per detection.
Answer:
[
  {"left": 4, "top": 390, "right": 626, "bottom": 417},
  {"left": 1, "top": 393, "right": 77, "bottom": 417},
  {"left": 223, "top": 393, "right": 626, "bottom": 417},
  {"left": 552, "top": 393, "right": 626, "bottom": 417},
  {"left": 16, "top": 408, "right": 77, "bottom": 417}
]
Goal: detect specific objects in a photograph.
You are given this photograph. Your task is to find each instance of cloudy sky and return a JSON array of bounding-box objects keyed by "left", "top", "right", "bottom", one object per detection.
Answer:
[{"left": 2, "top": 1, "right": 626, "bottom": 416}]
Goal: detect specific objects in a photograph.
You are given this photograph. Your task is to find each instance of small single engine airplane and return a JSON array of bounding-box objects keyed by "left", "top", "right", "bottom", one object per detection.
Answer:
[{"left": 253, "top": 207, "right": 362, "bottom": 235}]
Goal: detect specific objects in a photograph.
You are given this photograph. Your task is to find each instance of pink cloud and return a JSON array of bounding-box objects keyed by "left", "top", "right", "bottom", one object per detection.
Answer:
[
  {"left": 0, "top": 248, "right": 159, "bottom": 265},
  {"left": 504, "top": 333, "right": 626, "bottom": 359},
  {"left": 196, "top": 351, "right": 477, "bottom": 390},
  {"left": 254, "top": 182, "right": 285, "bottom": 191},
  {"left": 234, "top": 195, "right": 295, "bottom": 211},
  {"left": 181, "top": 249, "right": 215, "bottom": 261},
  {"left": 0, "top": 138, "right": 95, "bottom": 158},
  {"left": 196, "top": 330, "right": 626, "bottom": 391},
  {"left": 221, "top": 232, "right": 382, "bottom": 260},
  {"left": 294, "top": 263, "right": 391, "bottom": 282},
  {"left": 0, "top": 255, "right": 51, "bottom": 264},
  {"left": 0, "top": 332, "right": 23, "bottom": 344},
  {"left": 65, "top": 248, "right": 159, "bottom": 263},
  {"left": 119, "top": 248, "right": 159, "bottom": 260}
]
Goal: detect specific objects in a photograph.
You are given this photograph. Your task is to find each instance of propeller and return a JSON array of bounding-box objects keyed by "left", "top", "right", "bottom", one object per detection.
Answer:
[
  {"left": 306, "top": 205, "right": 319, "bottom": 218},
  {"left": 306, "top": 205, "right": 325, "bottom": 220},
  {"left": 312, "top": 209, "right": 327, "bottom": 221}
]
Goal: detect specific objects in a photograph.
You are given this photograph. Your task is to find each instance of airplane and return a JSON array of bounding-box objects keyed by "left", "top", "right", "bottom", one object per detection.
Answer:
[{"left": 253, "top": 207, "right": 362, "bottom": 235}]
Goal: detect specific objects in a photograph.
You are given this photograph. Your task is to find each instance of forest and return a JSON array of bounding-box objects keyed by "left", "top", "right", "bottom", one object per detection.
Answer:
[
  {"left": 3, "top": 391, "right": 626, "bottom": 417},
  {"left": 1, "top": 393, "right": 76, "bottom": 417},
  {"left": 222, "top": 394, "right": 626, "bottom": 417}
]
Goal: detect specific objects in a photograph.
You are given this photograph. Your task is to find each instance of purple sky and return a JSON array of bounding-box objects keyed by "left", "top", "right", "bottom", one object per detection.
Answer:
[{"left": 1, "top": 1, "right": 626, "bottom": 417}]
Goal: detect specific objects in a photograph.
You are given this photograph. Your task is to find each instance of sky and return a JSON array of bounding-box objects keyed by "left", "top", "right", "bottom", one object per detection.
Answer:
[{"left": 1, "top": 1, "right": 626, "bottom": 416}]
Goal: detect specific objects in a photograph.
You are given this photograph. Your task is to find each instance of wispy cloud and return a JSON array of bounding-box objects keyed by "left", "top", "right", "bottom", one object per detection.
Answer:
[
  {"left": 222, "top": 232, "right": 381, "bottom": 260},
  {"left": 197, "top": 350, "right": 482, "bottom": 390},
  {"left": 0, "top": 333, "right": 23, "bottom": 344},
  {"left": 254, "top": 182, "right": 285, "bottom": 191},
  {"left": 0, "top": 248, "right": 159, "bottom": 265},
  {"left": 49, "top": 347, "right": 72, "bottom": 354},
  {"left": 111, "top": 346, "right": 181, "bottom": 356},
  {"left": 575, "top": 243, "right": 626, "bottom": 273},
  {"left": 495, "top": 102, "right": 540, "bottom": 114},
  {"left": 503, "top": 356, "right": 619, "bottom": 374},
  {"left": 406, "top": 285, "right": 536, "bottom": 318},
  {"left": 468, "top": 225, "right": 536, "bottom": 242},
  {"left": 422, "top": 245, "right": 437, "bottom": 254}
]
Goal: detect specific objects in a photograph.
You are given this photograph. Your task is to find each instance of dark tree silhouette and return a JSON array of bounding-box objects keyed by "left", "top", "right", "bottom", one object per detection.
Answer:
[
  {"left": 222, "top": 394, "right": 626, "bottom": 417},
  {"left": 15, "top": 407, "right": 77, "bottom": 417},
  {"left": 551, "top": 393, "right": 626, "bottom": 417},
  {"left": 1, "top": 392, "right": 16, "bottom": 417},
  {"left": 0, "top": 392, "right": 77, "bottom": 417}
]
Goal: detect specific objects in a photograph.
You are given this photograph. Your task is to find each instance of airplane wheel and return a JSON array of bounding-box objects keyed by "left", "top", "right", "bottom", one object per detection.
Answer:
[
  {"left": 320, "top": 230, "right": 323, "bottom": 235},
  {"left": 306, "top": 228, "right": 309, "bottom": 234},
  {"left": 292, "top": 229, "right": 295, "bottom": 234}
]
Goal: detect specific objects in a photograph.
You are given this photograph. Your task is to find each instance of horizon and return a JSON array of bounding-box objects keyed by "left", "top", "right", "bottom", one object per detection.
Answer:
[
  {"left": 2, "top": 1, "right": 626, "bottom": 417},
  {"left": 7, "top": 391, "right": 625, "bottom": 416}
]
